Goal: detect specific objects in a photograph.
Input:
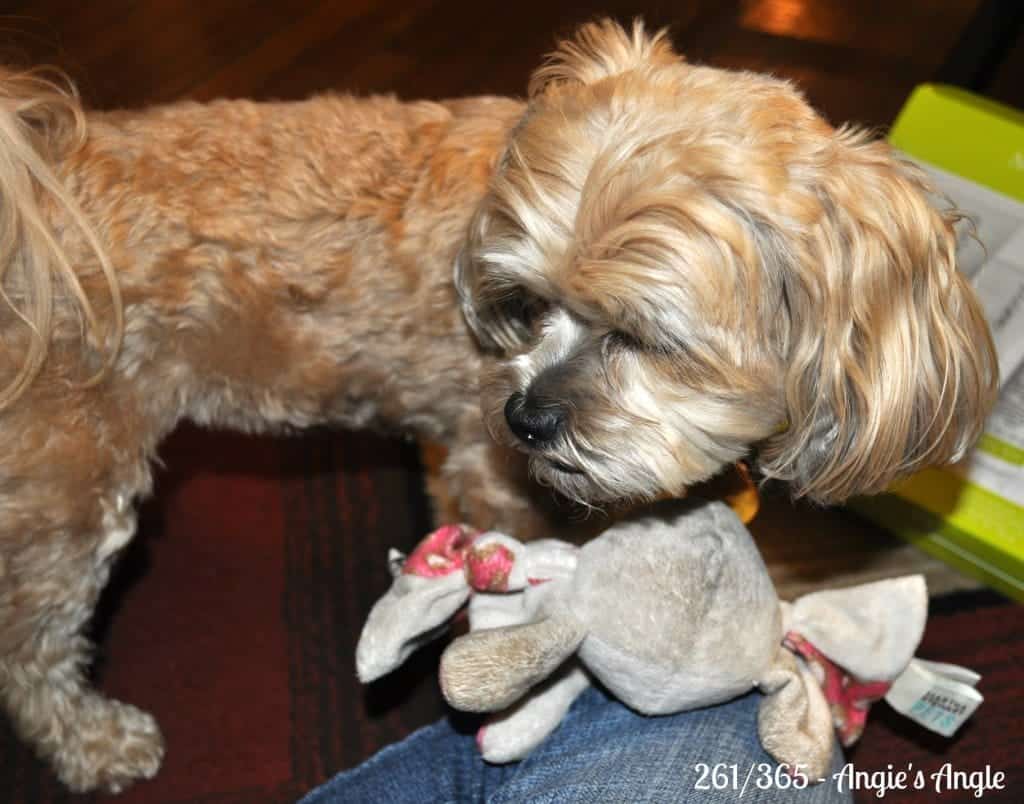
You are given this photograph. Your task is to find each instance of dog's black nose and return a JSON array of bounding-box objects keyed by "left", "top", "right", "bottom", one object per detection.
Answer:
[{"left": 504, "top": 392, "right": 566, "bottom": 446}]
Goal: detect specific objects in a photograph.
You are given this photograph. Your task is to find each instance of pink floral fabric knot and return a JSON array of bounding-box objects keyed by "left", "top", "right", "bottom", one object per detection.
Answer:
[
  {"left": 783, "top": 631, "right": 892, "bottom": 747},
  {"left": 402, "top": 524, "right": 517, "bottom": 593}
]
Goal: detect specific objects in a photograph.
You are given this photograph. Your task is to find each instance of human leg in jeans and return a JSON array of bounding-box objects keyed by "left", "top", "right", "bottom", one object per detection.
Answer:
[{"left": 299, "top": 686, "right": 854, "bottom": 804}]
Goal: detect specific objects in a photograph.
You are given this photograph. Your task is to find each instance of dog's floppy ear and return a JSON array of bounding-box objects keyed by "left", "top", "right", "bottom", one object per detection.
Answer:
[
  {"left": 760, "top": 131, "right": 998, "bottom": 503},
  {"left": 528, "top": 18, "right": 678, "bottom": 99}
]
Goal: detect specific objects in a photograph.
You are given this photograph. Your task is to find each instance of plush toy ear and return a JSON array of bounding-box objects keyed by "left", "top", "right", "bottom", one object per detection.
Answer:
[
  {"left": 757, "top": 647, "right": 835, "bottom": 780},
  {"left": 440, "top": 613, "right": 586, "bottom": 712},
  {"left": 356, "top": 568, "right": 471, "bottom": 683}
]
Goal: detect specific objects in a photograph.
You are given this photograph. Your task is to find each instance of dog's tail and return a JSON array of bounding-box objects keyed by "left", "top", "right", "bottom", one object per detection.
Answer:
[{"left": 0, "top": 67, "right": 121, "bottom": 410}]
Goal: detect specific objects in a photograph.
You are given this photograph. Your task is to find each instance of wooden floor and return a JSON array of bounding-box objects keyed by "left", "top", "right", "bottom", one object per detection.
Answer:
[{"left": 1, "top": 1, "right": 1017, "bottom": 595}]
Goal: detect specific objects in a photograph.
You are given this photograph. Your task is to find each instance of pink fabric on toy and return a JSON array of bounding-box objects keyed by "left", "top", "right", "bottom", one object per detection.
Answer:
[
  {"left": 401, "top": 525, "right": 518, "bottom": 593},
  {"left": 465, "top": 543, "right": 515, "bottom": 592},
  {"left": 403, "top": 524, "right": 480, "bottom": 578},
  {"left": 783, "top": 631, "right": 892, "bottom": 747}
]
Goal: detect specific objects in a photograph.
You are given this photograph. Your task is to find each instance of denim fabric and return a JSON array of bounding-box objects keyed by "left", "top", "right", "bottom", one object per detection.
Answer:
[{"left": 298, "top": 686, "right": 854, "bottom": 803}]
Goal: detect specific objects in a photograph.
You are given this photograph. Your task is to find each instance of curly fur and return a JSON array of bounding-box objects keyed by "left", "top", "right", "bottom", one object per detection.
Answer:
[{"left": 0, "top": 19, "right": 996, "bottom": 793}]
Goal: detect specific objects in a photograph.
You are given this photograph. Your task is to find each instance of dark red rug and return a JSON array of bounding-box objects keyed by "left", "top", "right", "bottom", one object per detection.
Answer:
[{"left": 0, "top": 426, "right": 1020, "bottom": 803}]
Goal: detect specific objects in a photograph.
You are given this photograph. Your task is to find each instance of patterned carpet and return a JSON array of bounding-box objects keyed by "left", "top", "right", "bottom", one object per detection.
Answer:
[{"left": 0, "top": 426, "right": 1020, "bottom": 803}]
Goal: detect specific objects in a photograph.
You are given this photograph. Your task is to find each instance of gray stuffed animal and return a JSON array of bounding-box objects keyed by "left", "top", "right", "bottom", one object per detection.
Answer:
[{"left": 357, "top": 500, "right": 928, "bottom": 779}]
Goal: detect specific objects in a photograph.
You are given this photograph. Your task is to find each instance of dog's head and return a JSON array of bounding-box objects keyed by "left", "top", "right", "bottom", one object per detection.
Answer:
[{"left": 456, "top": 19, "right": 997, "bottom": 506}]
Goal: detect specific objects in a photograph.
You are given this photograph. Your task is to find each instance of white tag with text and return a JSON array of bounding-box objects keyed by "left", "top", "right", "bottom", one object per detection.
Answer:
[{"left": 884, "top": 658, "right": 983, "bottom": 737}]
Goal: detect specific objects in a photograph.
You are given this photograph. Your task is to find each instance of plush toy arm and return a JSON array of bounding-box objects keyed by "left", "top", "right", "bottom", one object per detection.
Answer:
[
  {"left": 477, "top": 664, "right": 591, "bottom": 763},
  {"left": 440, "top": 612, "right": 586, "bottom": 712},
  {"left": 757, "top": 646, "right": 835, "bottom": 780}
]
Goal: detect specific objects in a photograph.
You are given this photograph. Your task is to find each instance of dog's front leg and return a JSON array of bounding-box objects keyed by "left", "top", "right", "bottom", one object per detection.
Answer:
[{"left": 0, "top": 484, "right": 164, "bottom": 793}]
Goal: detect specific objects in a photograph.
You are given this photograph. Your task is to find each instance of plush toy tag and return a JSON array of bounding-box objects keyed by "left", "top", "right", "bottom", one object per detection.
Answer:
[{"left": 884, "top": 658, "right": 983, "bottom": 737}]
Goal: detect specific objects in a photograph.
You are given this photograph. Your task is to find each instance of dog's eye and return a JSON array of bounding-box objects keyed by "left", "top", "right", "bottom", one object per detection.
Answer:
[
  {"left": 607, "top": 329, "right": 646, "bottom": 351},
  {"left": 504, "top": 290, "right": 548, "bottom": 332}
]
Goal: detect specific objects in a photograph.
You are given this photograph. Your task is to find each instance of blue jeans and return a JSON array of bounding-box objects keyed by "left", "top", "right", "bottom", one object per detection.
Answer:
[{"left": 299, "top": 686, "right": 854, "bottom": 803}]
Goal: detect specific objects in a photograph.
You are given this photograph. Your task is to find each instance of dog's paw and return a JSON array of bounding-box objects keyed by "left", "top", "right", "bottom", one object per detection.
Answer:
[{"left": 54, "top": 698, "right": 165, "bottom": 794}]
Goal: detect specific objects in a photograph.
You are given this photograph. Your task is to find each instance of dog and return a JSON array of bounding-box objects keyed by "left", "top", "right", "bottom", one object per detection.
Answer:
[{"left": 0, "top": 19, "right": 996, "bottom": 793}]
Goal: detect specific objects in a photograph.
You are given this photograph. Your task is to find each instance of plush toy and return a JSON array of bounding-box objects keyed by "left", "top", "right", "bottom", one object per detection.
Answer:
[{"left": 356, "top": 500, "right": 928, "bottom": 779}]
